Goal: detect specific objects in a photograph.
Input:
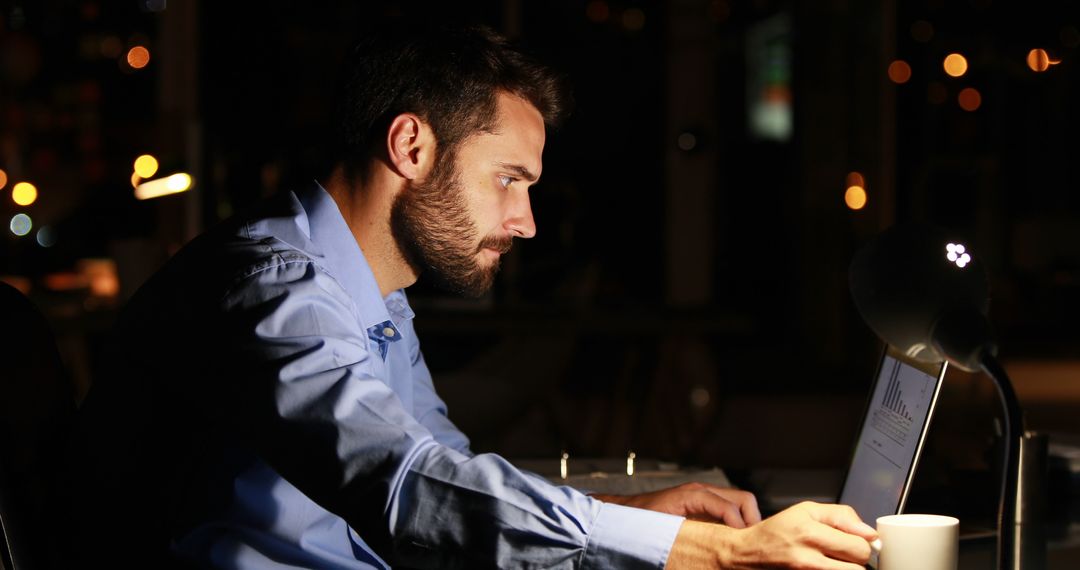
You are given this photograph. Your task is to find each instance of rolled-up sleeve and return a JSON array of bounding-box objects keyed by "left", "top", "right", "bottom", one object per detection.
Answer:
[{"left": 215, "top": 256, "right": 683, "bottom": 568}]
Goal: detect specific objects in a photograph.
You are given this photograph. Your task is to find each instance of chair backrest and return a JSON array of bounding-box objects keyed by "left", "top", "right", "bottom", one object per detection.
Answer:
[{"left": 0, "top": 282, "right": 76, "bottom": 570}]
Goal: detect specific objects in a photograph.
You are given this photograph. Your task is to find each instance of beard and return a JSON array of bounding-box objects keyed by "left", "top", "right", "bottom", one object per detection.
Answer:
[{"left": 389, "top": 153, "right": 513, "bottom": 298}]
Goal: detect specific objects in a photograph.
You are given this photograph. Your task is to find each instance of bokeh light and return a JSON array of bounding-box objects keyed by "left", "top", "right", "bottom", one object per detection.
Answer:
[
  {"left": 946, "top": 243, "right": 972, "bottom": 268},
  {"left": 1026, "top": 49, "right": 1060, "bottom": 72},
  {"left": 958, "top": 87, "right": 982, "bottom": 111},
  {"left": 888, "top": 60, "right": 912, "bottom": 84},
  {"left": 846, "top": 171, "right": 865, "bottom": 188},
  {"left": 134, "top": 154, "right": 159, "bottom": 178},
  {"left": 80, "top": 258, "right": 120, "bottom": 298},
  {"left": 12, "top": 181, "right": 38, "bottom": 206},
  {"left": 127, "top": 45, "right": 150, "bottom": 69},
  {"left": 166, "top": 172, "right": 193, "bottom": 191},
  {"left": 0, "top": 168, "right": 7, "bottom": 190},
  {"left": 943, "top": 53, "right": 968, "bottom": 77},
  {"left": 10, "top": 213, "right": 32, "bottom": 236},
  {"left": 677, "top": 132, "right": 697, "bottom": 151},
  {"left": 586, "top": 0, "right": 609, "bottom": 23},
  {"left": 36, "top": 226, "right": 56, "bottom": 248},
  {"left": 845, "top": 186, "right": 868, "bottom": 210},
  {"left": 135, "top": 172, "right": 193, "bottom": 200}
]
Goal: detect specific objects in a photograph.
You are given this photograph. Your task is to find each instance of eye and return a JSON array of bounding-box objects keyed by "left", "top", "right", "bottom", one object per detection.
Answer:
[{"left": 498, "top": 174, "right": 517, "bottom": 188}]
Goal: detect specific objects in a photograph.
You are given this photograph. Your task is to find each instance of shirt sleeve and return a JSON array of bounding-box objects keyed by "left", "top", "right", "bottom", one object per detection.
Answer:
[
  {"left": 215, "top": 258, "right": 684, "bottom": 569},
  {"left": 400, "top": 317, "right": 473, "bottom": 456}
]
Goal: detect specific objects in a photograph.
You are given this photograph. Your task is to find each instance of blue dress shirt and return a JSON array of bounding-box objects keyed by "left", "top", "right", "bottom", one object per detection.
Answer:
[{"left": 77, "top": 183, "right": 683, "bottom": 568}]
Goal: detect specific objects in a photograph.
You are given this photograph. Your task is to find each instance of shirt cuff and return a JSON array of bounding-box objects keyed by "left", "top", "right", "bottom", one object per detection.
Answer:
[{"left": 581, "top": 502, "right": 684, "bottom": 570}]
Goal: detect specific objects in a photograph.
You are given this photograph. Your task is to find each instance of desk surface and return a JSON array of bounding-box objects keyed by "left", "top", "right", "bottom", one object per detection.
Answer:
[{"left": 957, "top": 524, "right": 1080, "bottom": 569}]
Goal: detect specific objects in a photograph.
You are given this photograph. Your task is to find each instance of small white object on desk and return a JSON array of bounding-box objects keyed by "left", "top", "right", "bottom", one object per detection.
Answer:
[{"left": 513, "top": 456, "right": 735, "bottom": 496}]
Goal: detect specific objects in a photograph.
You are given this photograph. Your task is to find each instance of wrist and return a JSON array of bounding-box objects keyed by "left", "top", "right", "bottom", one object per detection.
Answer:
[{"left": 666, "top": 520, "right": 737, "bottom": 569}]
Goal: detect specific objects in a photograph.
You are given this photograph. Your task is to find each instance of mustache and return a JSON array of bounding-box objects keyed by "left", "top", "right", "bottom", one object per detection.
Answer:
[{"left": 477, "top": 235, "right": 513, "bottom": 255}]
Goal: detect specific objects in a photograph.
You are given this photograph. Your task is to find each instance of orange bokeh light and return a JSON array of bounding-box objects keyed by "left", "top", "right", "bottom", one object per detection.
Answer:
[
  {"left": 0, "top": 168, "right": 7, "bottom": 190},
  {"left": 958, "top": 87, "right": 982, "bottom": 111},
  {"left": 846, "top": 172, "right": 865, "bottom": 188},
  {"left": 127, "top": 46, "right": 150, "bottom": 69},
  {"left": 845, "top": 186, "right": 868, "bottom": 211},
  {"left": 943, "top": 53, "right": 968, "bottom": 77},
  {"left": 1026, "top": 49, "right": 1060, "bottom": 72},
  {"left": 888, "top": 60, "right": 912, "bottom": 84}
]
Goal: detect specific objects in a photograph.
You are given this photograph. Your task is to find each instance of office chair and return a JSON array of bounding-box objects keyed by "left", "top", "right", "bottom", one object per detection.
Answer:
[{"left": 0, "top": 282, "right": 76, "bottom": 570}]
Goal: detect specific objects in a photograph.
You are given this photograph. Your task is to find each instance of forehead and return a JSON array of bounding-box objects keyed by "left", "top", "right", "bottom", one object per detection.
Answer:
[{"left": 460, "top": 92, "right": 545, "bottom": 173}]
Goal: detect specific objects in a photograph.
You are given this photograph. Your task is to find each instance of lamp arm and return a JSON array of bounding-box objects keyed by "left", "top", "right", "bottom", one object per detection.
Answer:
[{"left": 979, "top": 352, "right": 1025, "bottom": 570}]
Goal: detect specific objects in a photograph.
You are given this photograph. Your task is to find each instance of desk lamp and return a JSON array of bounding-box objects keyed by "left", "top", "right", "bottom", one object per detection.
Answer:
[{"left": 849, "top": 224, "right": 1023, "bottom": 570}]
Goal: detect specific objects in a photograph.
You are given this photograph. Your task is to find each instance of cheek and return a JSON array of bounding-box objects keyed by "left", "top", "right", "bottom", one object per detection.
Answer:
[{"left": 464, "top": 179, "right": 506, "bottom": 229}]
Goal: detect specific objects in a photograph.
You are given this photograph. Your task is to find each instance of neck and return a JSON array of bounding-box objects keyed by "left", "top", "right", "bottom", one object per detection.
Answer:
[{"left": 321, "top": 164, "right": 417, "bottom": 297}]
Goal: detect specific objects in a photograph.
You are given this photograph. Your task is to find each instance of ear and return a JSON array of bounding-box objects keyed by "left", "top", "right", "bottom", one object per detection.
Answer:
[{"left": 385, "top": 113, "right": 435, "bottom": 181}]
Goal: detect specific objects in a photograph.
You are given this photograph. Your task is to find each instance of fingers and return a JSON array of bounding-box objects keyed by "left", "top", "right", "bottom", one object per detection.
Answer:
[
  {"left": 808, "top": 525, "right": 874, "bottom": 565},
  {"left": 791, "top": 503, "right": 875, "bottom": 566},
  {"left": 782, "top": 550, "right": 872, "bottom": 570},
  {"left": 727, "top": 489, "right": 761, "bottom": 525},
  {"left": 690, "top": 491, "right": 747, "bottom": 528},
  {"left": 801, "top": 502, "right": 877, "bottom": 541},
  {"left": 687, "top": 483, "right": 763, "bottom": 525},
  {"left": 612, "top": 482, "right": 761, "bottom": 529},
  {"left": 719, "top": 503, "right": 747, "bottom": 529}
]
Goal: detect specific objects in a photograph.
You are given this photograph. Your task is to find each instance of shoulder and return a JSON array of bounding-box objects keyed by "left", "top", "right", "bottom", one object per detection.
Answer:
[{"left": 124, "top": 191, "right": 347, "bottom": 318}]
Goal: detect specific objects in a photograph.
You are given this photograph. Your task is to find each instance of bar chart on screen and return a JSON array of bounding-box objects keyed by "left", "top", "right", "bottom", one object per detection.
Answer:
[{"left": 867, "top": 359, "right": 935, "bottom": 464}]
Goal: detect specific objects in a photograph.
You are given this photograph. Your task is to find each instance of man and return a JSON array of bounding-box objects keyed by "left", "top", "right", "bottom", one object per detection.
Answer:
[{"left": 67, "top": 23, "right": 877, "bottom": 568}]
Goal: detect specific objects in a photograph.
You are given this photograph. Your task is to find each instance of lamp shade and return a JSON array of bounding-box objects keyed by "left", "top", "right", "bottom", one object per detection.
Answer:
[{"left": 850, "top": 224, "right": 995, "bottom": 372}]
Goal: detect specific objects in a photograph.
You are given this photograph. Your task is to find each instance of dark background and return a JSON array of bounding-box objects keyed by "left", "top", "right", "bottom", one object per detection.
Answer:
[{"left": 2, "top": 0, "right": 1078, "bottom": 512}]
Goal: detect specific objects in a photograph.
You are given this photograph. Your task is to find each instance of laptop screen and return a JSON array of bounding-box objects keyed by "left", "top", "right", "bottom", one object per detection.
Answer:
[{"left": 839, "top": 348, "right": 947, "bottom": 525}]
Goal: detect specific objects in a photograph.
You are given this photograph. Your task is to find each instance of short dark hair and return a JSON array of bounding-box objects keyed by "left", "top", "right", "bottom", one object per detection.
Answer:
[{"left": 334, "top": 23, "right": 571, "bottom": 181}]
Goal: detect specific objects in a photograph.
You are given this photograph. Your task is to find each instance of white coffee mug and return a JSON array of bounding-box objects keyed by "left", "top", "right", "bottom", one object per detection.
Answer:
[{"left": 870, "top": 514, "right": 959, "bottom": 570}]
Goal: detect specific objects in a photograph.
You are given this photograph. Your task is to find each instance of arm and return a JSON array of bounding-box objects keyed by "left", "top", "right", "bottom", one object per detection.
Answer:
[
  {"left": 213, "top": 260, "right": 683, "bottom": 568},
  {"left": 399, "top": 313, "right": 473, "bottom": 455},
  {"left": 666, "top": 502, "right": 877, "bottom": 569}
]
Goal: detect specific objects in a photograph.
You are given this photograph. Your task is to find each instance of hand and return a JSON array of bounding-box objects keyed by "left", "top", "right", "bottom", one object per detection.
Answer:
[
  {"left": 666, "top": 501, "right": 877, "bottom": 569},
  {"left": 592, "top": 482, "right": 761, "bottom": 528}
]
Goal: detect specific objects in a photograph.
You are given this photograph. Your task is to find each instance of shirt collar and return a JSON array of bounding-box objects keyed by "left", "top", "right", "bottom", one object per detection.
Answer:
[{"left": 295, "top": 181, "right": 412, "bottom": 332}]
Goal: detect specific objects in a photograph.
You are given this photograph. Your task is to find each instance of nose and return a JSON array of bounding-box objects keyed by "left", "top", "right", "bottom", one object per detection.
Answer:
[{"left": 504, "top": 189, "right": 536, "bottom": 239}]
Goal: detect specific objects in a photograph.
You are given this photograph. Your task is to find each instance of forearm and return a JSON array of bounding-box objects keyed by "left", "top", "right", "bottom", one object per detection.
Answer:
[
  {"left": 666, "top": 520, "right": 734, "bottom": 569},
  {"left": 390, "top": 447, "right": 684, "bottom": 568},
  {"left": 667, "top": 502, "right": 878, "bottom": 570}
]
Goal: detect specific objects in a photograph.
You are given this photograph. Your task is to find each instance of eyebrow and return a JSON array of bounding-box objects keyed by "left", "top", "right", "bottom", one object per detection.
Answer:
[{"left": 495, "top": 162, "right": 539, "bottom": 183}]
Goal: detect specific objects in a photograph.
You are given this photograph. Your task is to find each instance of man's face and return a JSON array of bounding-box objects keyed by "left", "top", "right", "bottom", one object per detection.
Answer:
[{"left": 390, "top": 93, "right": 546, "bottom": 297}]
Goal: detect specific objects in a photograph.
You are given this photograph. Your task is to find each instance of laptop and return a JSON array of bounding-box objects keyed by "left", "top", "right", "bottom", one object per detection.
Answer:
[
  {"left": 837, "top": 345, "right": 947, "bottom": 525},
  {"left": 755, "top": 345, "right": 947, "bottom": 525}
]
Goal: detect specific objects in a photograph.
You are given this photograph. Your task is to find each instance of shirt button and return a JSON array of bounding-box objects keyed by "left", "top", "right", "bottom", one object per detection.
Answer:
[{"left": 383, "top": 327, "right": 396, "bottom": 338}]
